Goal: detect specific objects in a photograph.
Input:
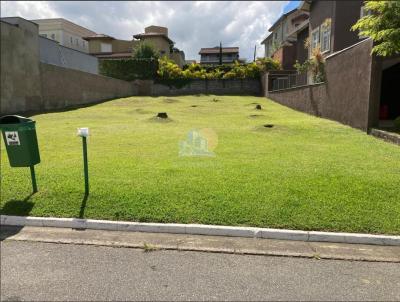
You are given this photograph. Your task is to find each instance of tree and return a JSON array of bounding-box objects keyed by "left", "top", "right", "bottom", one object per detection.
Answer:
[
  {"left": 132, "top": 42, "right": 159, "bottom": 59},
  {"left": 351, "top": 1, "right": 400, "bottom": 57}
]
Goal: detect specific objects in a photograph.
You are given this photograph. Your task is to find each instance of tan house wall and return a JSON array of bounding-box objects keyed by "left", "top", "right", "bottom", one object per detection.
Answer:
[
  {"left": 112, "top": 40, "right": 134, "bottom": 53},
  {"left": 145, "top": 26, "right": 168, "bottom": 35},
  {"left": 32, "top": 18, "right": 96, "bottom": 53},
  {"left": 170, "top": 52, "right": 185, "bottom": 68},
  {"left": 87, "top": 39, "right": 134, "bottom": 54},
  {"left": 140, "top": 36, "right": 170, "bottom": 56},
  {"left": 87, "top": 39, "right": 103, "bottom": 53}
]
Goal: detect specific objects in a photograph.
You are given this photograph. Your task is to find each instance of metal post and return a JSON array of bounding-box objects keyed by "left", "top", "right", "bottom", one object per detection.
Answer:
[
  {"left": 82, "top": 136, "right": 89, "bottom": 195},
  {"left": 30, "top": 165, "right": 37, "bottom": 193}
]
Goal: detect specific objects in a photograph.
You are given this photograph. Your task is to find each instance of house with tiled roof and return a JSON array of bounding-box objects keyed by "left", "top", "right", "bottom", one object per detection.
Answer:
[
  {"left": 83, "top": 25, "right": 185, "bottom": 67},
  {"left": 199, "top": 47, "right": 239, "bottom": 65}
]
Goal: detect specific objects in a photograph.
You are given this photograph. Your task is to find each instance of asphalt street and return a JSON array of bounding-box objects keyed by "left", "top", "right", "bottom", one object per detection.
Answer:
[{"left": 1, "top": 240, "right": 400, "bottom": 301}]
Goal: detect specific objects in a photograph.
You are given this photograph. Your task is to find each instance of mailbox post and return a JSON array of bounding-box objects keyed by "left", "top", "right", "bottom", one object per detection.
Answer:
[
  {"left": 77, "top": 128, "right": 89, "bottom": 196},
  {"left": 0, "top": 115, "right": 41, "bottom": 193}
]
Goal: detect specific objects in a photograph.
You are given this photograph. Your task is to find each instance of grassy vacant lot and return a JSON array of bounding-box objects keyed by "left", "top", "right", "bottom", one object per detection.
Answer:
[{"left": 1, "top": 95, "right": 400, "bottom": 235}]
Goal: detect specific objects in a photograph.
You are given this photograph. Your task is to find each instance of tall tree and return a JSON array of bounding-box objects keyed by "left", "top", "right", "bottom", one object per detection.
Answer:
[{"left": 352, "top": 1, "right": 400, "bottom": 57}]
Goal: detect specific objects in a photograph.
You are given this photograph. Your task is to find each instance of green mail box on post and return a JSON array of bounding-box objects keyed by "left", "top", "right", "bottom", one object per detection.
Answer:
[{"left": 0, "top": 115, "right": 40, "bottom": 192}]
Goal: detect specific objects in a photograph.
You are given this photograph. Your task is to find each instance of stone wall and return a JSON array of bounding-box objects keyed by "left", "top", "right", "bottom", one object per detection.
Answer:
[
  {"left": 150, "top": 79, "right": 261, "bottom": 96},
  {"left": 266, "top": 39, "right": 382, "bottom": 131}
]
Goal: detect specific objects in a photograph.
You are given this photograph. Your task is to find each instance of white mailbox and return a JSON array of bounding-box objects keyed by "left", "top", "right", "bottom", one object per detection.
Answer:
[{"left": 77, "top": 128, "right": 89, "bottom": 137}]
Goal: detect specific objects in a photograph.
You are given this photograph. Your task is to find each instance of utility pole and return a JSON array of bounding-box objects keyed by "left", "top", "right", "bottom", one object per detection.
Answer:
[
  {"left": 219, "top": 41, "right": 223, "bottom": 65},
  {"left": 253, "top": 44, "right": 257, "bottom": 62}
]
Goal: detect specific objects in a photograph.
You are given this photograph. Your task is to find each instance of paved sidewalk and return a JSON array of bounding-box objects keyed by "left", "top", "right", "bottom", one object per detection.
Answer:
[
  {"left": 1, "top": 240, "right": 400, "bottom": 301},
  {"left": 1, "top": 226, "right": 400, "bottom": 262}
]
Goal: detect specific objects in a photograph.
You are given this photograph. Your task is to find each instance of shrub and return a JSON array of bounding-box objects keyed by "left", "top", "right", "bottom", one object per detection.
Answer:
[
  {"left": 132, "top": 42, "right": 159, "bottom": 59},
  {"left": 294, "top": 48, "right": 326, "bottom": 83},
  {"left": 99, "top": 58, "right": 158, "bottom": 81},
  {"left": 157, "top": 56, "right": 184, "bottom": 79},
  {"left": 156, "top": 56, "right": 191, "bottom": 88},
  {"left": 394, "top": 116, "right": 400, "bottom": 130},
  {"left": 255, "top": 57, "right": 281, "bottom": 72}
]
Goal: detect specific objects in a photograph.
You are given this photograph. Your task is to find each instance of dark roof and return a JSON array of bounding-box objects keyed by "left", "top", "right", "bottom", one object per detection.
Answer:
[
  {"left": 268, "top": 7, "right": 298, "bottom": 31},
  {"left": 133, "top": 32, "right": 174, "bottom": 44},
  {"left": 199, "top": 47, "right": 239, "bottom": 55},
  {"left": 83, "top": 34, "right": 115, "bottom": 41}
]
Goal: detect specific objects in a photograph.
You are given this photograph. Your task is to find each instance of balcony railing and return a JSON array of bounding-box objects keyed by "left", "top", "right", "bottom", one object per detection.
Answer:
[{"left": 268, "top": 71, "right": 309, "bottom": 91}]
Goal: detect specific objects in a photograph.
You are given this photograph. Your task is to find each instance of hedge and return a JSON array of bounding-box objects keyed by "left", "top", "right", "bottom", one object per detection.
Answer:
[{"left": 99, "top": 58, "right": 158, "bottom": 81}]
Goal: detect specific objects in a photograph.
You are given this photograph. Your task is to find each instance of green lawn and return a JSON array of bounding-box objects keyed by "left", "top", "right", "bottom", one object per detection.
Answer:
[{"left": 1, "top": 95, "right": 400, "bottom": 235}]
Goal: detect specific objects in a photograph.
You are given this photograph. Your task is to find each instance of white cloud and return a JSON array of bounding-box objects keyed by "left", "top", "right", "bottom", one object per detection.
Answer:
[{"left": 1, "top": 1, "right": 288, "bottom": 60}]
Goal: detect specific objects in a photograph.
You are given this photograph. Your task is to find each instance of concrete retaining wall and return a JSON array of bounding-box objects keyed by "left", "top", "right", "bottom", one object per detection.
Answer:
[
  {"left": 1, "top": 17, "right": 260, "bottom": 115},
  {"left": 1, "top": 18, "right": 43, "bottom": 114},
  {"left": 0, "top": 17, "right": 136, "bottom": 115},
  {"left": 40, "top": 63, "right": 137, "bottom": 111},
  {"left": 266, "top": 39, "right": 382, "bottom": 131},
  {"left": 267, "top": 83, "right": 326, "bottom": 117}
]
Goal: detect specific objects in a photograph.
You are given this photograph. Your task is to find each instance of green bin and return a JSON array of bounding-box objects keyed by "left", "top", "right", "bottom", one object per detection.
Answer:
[{"left": 0, "top": 115, "right": 40, "bottom": 167}]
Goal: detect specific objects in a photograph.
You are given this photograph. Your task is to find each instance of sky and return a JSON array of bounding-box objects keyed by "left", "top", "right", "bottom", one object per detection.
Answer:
[{"left": 1, "top": 1, "right": 300, "bottom": 61}]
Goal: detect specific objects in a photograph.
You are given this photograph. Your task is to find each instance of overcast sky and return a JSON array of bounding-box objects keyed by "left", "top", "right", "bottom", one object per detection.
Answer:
[{"left": 1, "top": 1, "right": 299, "bottom": 61}]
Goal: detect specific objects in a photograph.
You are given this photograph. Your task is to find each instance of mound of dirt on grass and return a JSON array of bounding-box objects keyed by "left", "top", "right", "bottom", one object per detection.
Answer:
[
  {"left": 248, "top": 114, "right": 264, "bottom": 118},
  {"left": 253, "top": 124, "right": 276, "bottom": 132},
  {"left": 148, "top": 116, "right": 174, "bottom": 123},
  {"left": 163, "top": 98, "right": 180, "bottom": 103},
  {"left": 132, "top": 108, "right": 153, "bottom": 114},
  {"left": 211, "top": 98, "right": 222, "bottom": 102},
  {"left": 148, "top": 113, "right": 173, "bottom": 123}
]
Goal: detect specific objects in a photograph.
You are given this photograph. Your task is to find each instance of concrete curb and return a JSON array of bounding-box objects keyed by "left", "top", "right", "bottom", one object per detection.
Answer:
[{"left": 1, "top": 215, "right": 399, "bottom": 246}]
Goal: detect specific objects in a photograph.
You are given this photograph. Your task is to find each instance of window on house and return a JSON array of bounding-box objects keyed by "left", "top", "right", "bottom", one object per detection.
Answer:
[
  {"left": 359, "top": 6, "right": 372, "bottom": 39},
  {"left": 70, "top": 37, "right": 73, "bottom": 44},
  {"left": 311, "top": 27, "right": 320, "bottom": 51},
  {"left": 360, "top": 5, "right": 372, "bottom": 18},
  {"left": 320, "top": 20, "right": 331, "bottom": 53},
  {"left": 100, "top": 43, "right": 112, "bottom": 52}
]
